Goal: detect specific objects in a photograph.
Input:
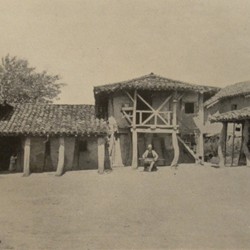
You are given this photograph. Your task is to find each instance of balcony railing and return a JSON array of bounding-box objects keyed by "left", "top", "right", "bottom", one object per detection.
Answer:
[{"left": 121, "top": 107, "right": 174, "bottom": 128}]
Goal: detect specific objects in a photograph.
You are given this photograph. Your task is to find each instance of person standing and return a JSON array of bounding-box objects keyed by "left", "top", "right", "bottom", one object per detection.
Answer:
[{"left": 9, "top": 154, "right": 17, "bottom": 172}]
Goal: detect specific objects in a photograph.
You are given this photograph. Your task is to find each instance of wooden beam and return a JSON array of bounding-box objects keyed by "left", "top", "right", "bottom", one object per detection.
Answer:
[
  {"left": 137, "top": 93, "right": 154, "bottom": 111},
  {"left": 121, "top": 110, "right": 133, "bottom": 124},
  {"left": 133, "top": 128, "right": 178, "bottom": 134},
  {"left": 125, "top": 91, "right": 134, "bottom": 103},
  {"left": 198, "top": 93, "right": 204, "bottom": 162},
  {"left": 156, "top": 95, "right": 172, "bottom": 111},
  {"left": 98, "top": 137, "right": 105, "bottom": 174},
  {"left": 242, "top": 120, "right": 250, "bottom": 167},
  {"left": 231, "top": 123, "right": 236, "bottom": 166},
  {"left": 177, "top": 94, "right": 184, "bottom": 101},
  {"left": 141, "top": 113, "right": 155, "bottom": 125},
  {"left": 177, "top": 135, "right": 197, "bottom": 161},
  {"left": 132, "top": 129, "right": 138, "bottom": 169},
  {"left": 132, "top": 90, "right": 137, "bottom": 129},
  {"left": 56, "top": 137, "right": 65, "bottom": 176},
  {"left": 172, "top": 96, "right": 178, "bottom": 129},
  {"left": 156, "top": 113, "right": 170, "bottom": 126},
  {"left": 218, "top": 123, "right": 227, "bottom": 168},
  {"left": 23, "top": 137, "right": 31, "bottom": 177},
  {"left": 171, "top": 130, "right": 180, "bottom": 167}
]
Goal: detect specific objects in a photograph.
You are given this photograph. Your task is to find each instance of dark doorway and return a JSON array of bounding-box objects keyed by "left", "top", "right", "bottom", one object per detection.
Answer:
[{"left": 0, "top": 137, "right": 22, "bottom": 171}]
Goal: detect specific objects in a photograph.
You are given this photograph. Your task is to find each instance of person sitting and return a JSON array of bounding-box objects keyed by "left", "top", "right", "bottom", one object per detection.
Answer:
[{"left": 142, "top": 144, "right": 159, "bottom": 172}]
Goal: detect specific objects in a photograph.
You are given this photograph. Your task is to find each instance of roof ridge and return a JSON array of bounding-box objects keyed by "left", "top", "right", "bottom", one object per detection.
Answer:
[{"left": 94, "top": 73, "right": 220, "bottom": 95}]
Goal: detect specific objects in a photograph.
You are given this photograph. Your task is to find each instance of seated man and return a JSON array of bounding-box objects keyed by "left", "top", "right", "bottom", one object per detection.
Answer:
[{"left": 142, "top": 144, "right": 159, "bottom": 172}]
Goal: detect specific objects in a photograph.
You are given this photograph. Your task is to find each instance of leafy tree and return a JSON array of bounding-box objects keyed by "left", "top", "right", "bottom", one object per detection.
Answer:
[{"left": 0, "top": 55, "right": 65, "bottom": 103}]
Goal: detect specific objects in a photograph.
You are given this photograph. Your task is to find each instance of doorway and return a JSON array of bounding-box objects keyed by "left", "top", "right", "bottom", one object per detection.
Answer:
[{"left": 0, "top": 137, "right": 22, "bottom": 172}]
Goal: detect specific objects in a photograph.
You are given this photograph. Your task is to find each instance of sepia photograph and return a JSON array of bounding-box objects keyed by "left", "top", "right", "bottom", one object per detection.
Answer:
[{"left": 0, "top": 0, "right": 250, "bottom": 249}]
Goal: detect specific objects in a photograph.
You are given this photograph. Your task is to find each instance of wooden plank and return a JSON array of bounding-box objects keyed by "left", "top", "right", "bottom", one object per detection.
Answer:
[
  {"left": 55, "top": 137, "right": 65, "bottom": 176},
  {"left": 98, "top": 137, "right": 105, "bottom": 174},
  {"left": 23, "top": 137, "right": 31, "bottom": 177}
]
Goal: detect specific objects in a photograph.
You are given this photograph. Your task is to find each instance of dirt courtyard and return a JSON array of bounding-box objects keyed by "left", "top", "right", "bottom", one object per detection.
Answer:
[{"left": 0, "top": 165, "right": 250, "bottom": 250}]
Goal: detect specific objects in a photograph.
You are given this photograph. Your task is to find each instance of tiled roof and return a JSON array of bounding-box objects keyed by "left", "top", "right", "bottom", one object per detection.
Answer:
[
  {"left": 210, "top": 106, "right": 250, "bottom": 123},
  {"left": 0, "top": 104, "right": 107, "bottom": 136},
  {"left": 94, "top": 73, "right": 220, "bottom": 95},
  {"left": 205, "top": 81, "right": 250, "bottom": 107}
]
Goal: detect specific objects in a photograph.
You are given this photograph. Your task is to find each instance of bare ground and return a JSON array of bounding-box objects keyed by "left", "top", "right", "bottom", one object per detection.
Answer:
[{"left": 0, "top": 165, "right": 250, "bottom": 250}]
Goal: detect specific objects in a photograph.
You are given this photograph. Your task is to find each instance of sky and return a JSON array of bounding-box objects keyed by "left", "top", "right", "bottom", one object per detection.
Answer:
[{"left": 1, "top": 0, "right": 250, "bottom": 104}]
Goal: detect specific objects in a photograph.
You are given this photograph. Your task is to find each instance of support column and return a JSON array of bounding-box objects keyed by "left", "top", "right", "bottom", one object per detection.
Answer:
[
  {"left": 56, "top": 137, "right": 65, "bottom": 176},
  {"left": 23, "top": 137, "right": 31, "bottom": 177},
  {"left": 131, "top": 89, "right": 138, "bottom": 169},
  {"left": 171, "top": 130, "right": 180, "bottom": 167},
  {"left": 218, "top": 122, "right": 227, "bottom": 168},
  {"left": 242, "top": 120, "right": 250, "bottom": 167},
  {"left": 198, "top": 93, "right": 204, "bottom": 162},
  {"left": 132, "top": 129, "right": 138, "bottom": 169},
  {"left": 171, "top": 97, "right": 179, "bottom": 167},
  {"left": 98, "top": 137, "right": 105, "bottom": 174}
]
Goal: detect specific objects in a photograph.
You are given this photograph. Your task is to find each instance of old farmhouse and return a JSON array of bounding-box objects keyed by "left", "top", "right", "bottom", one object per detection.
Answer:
[
  {"left": 94, "top": 73, "right": 219, "bottom": 168},
  {"left": 2, "top": 73, "right": 249, "bottom": 175},
  {"left": 0, "top": 102, "right": 108, "bottom": 175},
  {"left": 207, "top": 81, "right": 250, "bottom": 167}
]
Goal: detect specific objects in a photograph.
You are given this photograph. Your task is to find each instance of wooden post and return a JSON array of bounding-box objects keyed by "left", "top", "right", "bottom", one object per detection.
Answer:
[
  {"left": 98, "top": 137, "right": 105, "bottom": 174},
  {"left": 231, "top": 123, "right": 236, "bottom": 166},
  {"left": 242, "top": 120, "right": 250, "bottom": 167},
  {"left": 132, "top": 89, "right": 138, "bottom": 168},
  {"left": 171, "top": 130, "right": 180, "bottom": 167},
  {"left": 132, "top": 129, "right": 138, "bottom": 168},
  {"left": 218, "top": 122, "right": 227, "bottom": 167},
  {"left": 171, "top": 97, "right": 179, "bottom": 167},
  {"left": 198, "top": 93, "right": 204, "bottom": 162},
  {"left": 23, "top": 137, "right": 31, "bottom": 177},
  {"left": 172, "top": 98, "right": 177, "bottom": 128},
  {"left": 55, "top": 137, "right": 65, "bottom": 176}
]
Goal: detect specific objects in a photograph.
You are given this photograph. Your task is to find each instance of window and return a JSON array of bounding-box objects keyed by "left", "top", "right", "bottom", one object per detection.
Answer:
[
  {"left": 185, "top": 103, "right": 195, "bottom": 114},
  {"left": 231, "top": 104, "right": 237, "bottom": 110}
]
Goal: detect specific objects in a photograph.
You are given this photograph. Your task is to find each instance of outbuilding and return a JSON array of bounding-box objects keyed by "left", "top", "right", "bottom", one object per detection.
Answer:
[
  {"left": 0, "top": 103, "right": 108, "bottom": 175},
  {"left": 206, "top": 81, "right": 250, "bottom": 167}
]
